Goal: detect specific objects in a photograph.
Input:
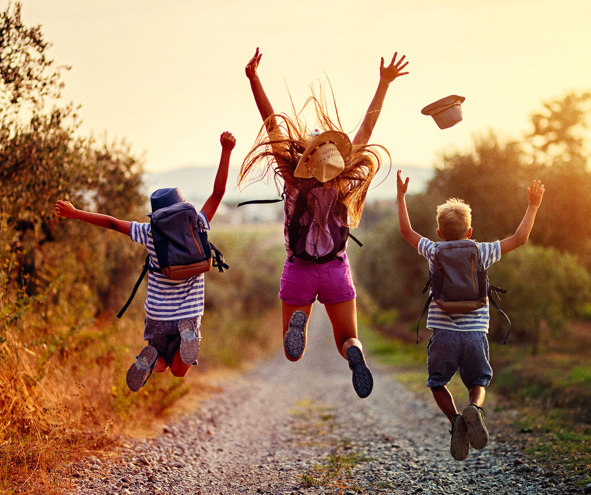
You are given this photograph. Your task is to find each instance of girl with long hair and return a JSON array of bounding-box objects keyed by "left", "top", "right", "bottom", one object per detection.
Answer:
[{"left": 240, "top": 48, "right": 408, "bottom": 398}]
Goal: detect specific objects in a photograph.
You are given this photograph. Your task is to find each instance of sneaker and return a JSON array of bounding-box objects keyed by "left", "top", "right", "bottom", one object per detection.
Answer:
[
  {"left": 346, "top": 345, "right": 373, "bottom": 399},
  {"left": 463, "top": 404, "right": 489, "bottom": 450},
  {"left": 450, "top": 414, "right": 470, "bottom": 461},
  {"left": 126, "top": 345, "right": 158, "bottom": 392},
  {"left": 179, "top": 319, "right": 201, "bottom": 365},
  {"left": 284, "top": 311, "right": 307, "bottom": 360}
]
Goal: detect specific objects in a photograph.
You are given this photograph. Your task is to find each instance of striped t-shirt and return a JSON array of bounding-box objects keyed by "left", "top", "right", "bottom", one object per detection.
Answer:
[
  {"left": 129, "top": 209, "right": 210, "bottom": 321},
  {"left": 418, "top": 237, "right": 501, "bottom": 333}
]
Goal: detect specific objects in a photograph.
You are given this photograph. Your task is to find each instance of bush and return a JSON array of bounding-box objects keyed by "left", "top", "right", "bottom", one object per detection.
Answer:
[{"left": 488, "top": 244, "right": 591, "bottom": 347}]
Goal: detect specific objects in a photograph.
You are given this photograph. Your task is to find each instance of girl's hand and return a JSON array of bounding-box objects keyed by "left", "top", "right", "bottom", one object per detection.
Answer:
[
  {"left": 55, "top": 200, "right": 77, "bottom": 218},
  {"left": 220, "top": 131, "right": 236, "bottom": 150},
  {"left": 527, "top": 180, "right": 545, "bottom": 207},
  {"left": 397, "top": 170, "right": 410, "bottom": 197},
  {"left": 245, "top": 47, "right": 262, "bottom": 80},
  {"left": 380, "top": 52, "right": 409, "bottom": 84}
]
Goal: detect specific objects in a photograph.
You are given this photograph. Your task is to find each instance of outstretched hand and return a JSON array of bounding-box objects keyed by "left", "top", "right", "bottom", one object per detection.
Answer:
[
  {"left": 380, "top": 52, "right": 409, "bottom": 84},
  {"left": 55, "top": 200, "right": 77, "bottom": 218},
  {"left": 527, "top": 180, "right": 545, "bottom": 207},
  {"left": 220, "top": 131, "right": 236, "bottom": 150},
  {"left": 397, "top": 170, "right": 410, "bottom": 197},
  {"left": 245, "top": 47, "right": 262, "bottom": 80}
]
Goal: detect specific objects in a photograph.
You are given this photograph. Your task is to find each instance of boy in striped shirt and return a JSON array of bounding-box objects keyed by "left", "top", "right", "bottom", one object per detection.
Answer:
[
  {"left": 55, "top": 131, "right": 236, "bottom": 391},
  {"left": 396, "top": 170, "right": 544, "bottom": 460}
]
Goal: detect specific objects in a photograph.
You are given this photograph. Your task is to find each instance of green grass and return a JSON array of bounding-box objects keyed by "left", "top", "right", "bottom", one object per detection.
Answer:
[
  {"left": 361, "top": 314, "right": 591, "bottom": 484},
  {"left": 289, "top": 399, "right": 371, "bottom": 491}
]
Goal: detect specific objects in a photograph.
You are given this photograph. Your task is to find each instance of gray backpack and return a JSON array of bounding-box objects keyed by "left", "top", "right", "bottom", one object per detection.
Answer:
[{"left": 417, "top": 240, "right": 511, "bottom": 343}]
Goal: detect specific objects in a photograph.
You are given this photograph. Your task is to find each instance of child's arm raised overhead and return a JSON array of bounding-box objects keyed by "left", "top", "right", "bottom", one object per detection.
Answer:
[
  {"left": 500, "top": 180, "right": 545, "bottom": 255},
  {"left": 201, "top": 131, "right": 236, "bottom": 222},
  {"left": 245, "top": 48, "right": 274, "bottom": 126},
  {"left": 352, "top": 52, "right": 409, "bottom": 147},
  {"left": 55, "top": 200, "right": 131, "bottom": 235},
  {"left": 245, "top": 47, "right": 291, "bottom": 178},
  {"left": 396, "top": 170, "right": 422, "bottom": 250}
]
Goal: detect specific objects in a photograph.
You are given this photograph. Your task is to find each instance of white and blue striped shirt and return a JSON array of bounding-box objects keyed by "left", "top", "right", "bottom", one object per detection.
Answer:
[
  {"left": 418, "top": 237, "right": 501, "bottom": 333},
  {"left": 130, "top": 209, "right": 210, "bottom": 321}
]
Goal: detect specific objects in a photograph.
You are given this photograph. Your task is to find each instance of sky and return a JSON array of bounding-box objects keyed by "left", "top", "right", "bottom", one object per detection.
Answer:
[{"left": 14, "top": 0, "right": 591, "bottom": 173}]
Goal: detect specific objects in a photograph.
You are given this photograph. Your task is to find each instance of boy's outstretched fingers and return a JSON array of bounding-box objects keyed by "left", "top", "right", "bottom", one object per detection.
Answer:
[
  {"left": 528, "top": 179, "right": 545, "bottom": 207},
  {"left": 396, "top": 170, "right": 409, "bottom": 195},
  {"left": 55, "top": 200, "right": 76, "bottom": 218}
]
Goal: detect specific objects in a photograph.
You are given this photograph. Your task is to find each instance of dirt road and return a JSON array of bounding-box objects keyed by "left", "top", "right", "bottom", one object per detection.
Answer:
[{"left": 72, "top": 308, "right": 580, "bottom": 494}]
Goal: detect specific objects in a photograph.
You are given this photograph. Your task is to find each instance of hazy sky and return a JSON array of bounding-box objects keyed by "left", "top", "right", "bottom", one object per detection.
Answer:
[{"left": 16, "top": 0, "right": 591, "bottom": 173}]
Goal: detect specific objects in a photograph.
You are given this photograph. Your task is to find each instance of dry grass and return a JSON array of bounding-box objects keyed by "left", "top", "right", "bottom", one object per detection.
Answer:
[{"left": 0, "top": 301, "right": 281, "bottom": 495}]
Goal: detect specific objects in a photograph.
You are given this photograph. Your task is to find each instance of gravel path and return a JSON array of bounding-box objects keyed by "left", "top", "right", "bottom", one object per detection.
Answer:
[{"left": 72, "top": 308, "right": 583, "bottom": 494}]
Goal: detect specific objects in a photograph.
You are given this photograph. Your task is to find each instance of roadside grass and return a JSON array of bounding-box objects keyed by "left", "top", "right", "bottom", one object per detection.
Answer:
[
  {"left": 360, "top": 315, "right": 591, "bottom": 485},
  {"left": 289, "top": 399, "right": 371, "bottom": 492},
  {"left": 0, "top": 227, "right": 284, "bottom": 495},
  {"left": 301, "top": 442, "right": 369, "bottom": 492}
]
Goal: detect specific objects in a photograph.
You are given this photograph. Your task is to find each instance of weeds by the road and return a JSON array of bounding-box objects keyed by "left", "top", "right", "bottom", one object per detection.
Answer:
[
  {"left": 0, "top": 228, "right": 284, "bottom": 495},
  {"left": 360, "top": 316, "right": 591, "bottom": 485},
  {"left": 289, "top": 399, "right": 370, "bottom": 492}
]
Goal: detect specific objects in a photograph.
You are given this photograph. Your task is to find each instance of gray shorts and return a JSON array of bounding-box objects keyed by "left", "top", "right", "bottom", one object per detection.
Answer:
[
  {"left": 144, "top": 317, "right": 202, "bottom": 366},
  {"left": 426, "top": 329, "right": 492, "bottom": 389}
]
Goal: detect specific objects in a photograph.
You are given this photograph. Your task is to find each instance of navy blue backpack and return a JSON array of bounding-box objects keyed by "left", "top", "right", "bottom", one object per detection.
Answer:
[{"left": 117, "top": 202, "right": 228, "bottom": 318}]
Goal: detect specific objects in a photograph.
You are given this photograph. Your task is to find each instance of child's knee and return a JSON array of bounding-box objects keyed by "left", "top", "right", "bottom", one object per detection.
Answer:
[
  {"left": 154, "top": 355, "right": 168, "bottom": 373},
  {"left": 170, "top": 367, "right": 190, "bottom": 377}
]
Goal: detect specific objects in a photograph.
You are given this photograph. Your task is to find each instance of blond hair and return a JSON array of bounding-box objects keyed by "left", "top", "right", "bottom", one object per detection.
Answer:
[
  {"left": 239, "top": 91, "right": 389, "bottom": 227},
  {"left": 436, "top": 198, "right": 472, "bottom": 240}
]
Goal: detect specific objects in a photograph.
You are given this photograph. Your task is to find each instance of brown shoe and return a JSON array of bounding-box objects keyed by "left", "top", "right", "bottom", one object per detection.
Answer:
[
  {"left": 450, "top": 414, "right": 470, "bottom": 461},
  {"left": 463, "top": 404, "right": 489, "bottom": 450}
]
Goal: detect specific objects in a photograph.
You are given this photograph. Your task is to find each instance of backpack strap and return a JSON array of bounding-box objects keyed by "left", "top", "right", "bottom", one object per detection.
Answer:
[
  {"left": 416, "top": 280, "right": 432, "bottom": 343},
  {"left": 237, "top": 191, "right": 286, "bottom": 208},
  {"left": 348, "top": 233, "right": 363, "bottom": 247},
  {"left": 489, "top": 285, "right": 511, "bottom": 344},
  {"left": 210, "top": 243, "right": 229, "bottom": 272},
  {"left": 117, "top": 255, "right": 150, "bottom": 318}
]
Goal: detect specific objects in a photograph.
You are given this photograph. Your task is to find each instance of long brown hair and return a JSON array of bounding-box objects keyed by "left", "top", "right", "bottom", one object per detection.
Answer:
[{"left": 239, "top": 91, "right": 390, "bottom": 227}]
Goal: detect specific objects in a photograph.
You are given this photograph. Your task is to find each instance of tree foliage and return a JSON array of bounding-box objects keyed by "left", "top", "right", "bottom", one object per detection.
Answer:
[
  {"left": 357, "top": 91, "right": 591, "bottom": 344},
  {"left": 0, "top": 1, "right": 144, "bottom": 315}
]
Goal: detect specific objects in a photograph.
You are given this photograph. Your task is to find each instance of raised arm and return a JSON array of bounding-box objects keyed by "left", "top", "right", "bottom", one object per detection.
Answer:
[
  {"left": 353, "top": 53, "right": 409, "bottom": 146},
  {"left": 245, "top": 48, "right": 278, "bottom": 131},
  {"left": 396, "top": 170, "right": 422, "bottom": 250},
  {"left": 55, "top": 200, "right": 131, "bottom": 235},
  {"left": 201, "top": 131, "right": 236, "bottom": 222},
  {"left": 499, "top": 180, "right": 545, "bottom": 254}
]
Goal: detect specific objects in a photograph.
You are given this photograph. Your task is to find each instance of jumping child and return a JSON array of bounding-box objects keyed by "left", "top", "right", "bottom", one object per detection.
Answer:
[
  {"left": 396, "top": 169, "right": 545, "bottom": 459},
  {"left": 239, "top": 47, "right": 409, "bottom": 398},
  {"left": 55, "top": 131, "right": 236, "bottom": 391}
]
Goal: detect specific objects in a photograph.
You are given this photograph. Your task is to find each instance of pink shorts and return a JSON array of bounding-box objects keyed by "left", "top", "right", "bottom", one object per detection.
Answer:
[{"left": 279, "top": 255, "right": 356, "bottom": 306}]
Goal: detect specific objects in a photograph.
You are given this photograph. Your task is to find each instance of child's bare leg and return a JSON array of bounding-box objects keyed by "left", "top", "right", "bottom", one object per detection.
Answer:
[
  {"left": 325, "top": 299, "right": 373, "bottom": 398},
  {"left": 431, "top": 386, "right": 459, "bottom": 422},
  {"left": 324, "top": 299, "right": 358, "bottom": 358},
  {"left": 282, "top": 301, "right": 313, "bottom": 362},
  {"left": 468, "top": 385, "right": 486, "bottom": 407},
  {"left": 154, "top": 355, "right": 168, "bottom": 373},
  {"left": 169, "top": 350, "right": 191, "bottom": 377}
]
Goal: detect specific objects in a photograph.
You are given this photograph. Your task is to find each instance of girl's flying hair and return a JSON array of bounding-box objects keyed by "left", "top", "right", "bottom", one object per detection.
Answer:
[{"left": 239, "top": 88, "right": 389, "bottom": 227}]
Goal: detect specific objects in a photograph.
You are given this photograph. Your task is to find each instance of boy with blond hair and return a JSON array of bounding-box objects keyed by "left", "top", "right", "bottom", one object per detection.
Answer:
[{"left": 396, "top": 170, "right": 545, "bottom": 461}]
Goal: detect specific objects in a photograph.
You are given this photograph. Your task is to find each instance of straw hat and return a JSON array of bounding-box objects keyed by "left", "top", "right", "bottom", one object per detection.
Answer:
[
  {"left": 421, "top": 95, "right": 466, "bottom": 129},
  {"left": 294, "top": 131, "right": 353, "bottom": 183}
]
